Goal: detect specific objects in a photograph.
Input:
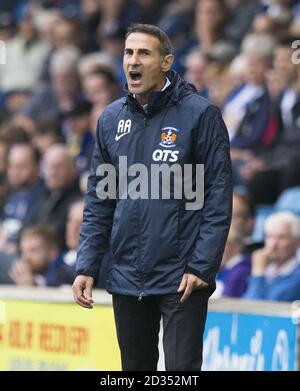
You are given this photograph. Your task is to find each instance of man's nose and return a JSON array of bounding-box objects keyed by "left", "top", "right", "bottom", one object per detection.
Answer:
[
  {"left": 128, "top": 52, "right": 141, "bottom": 66},
  {"left": 268, "top": 239, "right": 277, "bottom": 251}
]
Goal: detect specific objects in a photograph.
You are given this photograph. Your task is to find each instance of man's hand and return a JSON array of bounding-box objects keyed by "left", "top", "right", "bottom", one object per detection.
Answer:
[
  {"left": 240, "top": 158, "right": 266, "bottom": 182},
  {"left": 9, "top": 261, "right": 35, "bottom": 286},
  {"left": 251, "top": 246, "right": 276, "bottom": 276},
  {"left": 72, "top": 275, "right": 94, "bottom": 309},
  {"left": 177, "top": 273, "right": 208, "bottom": 303}
]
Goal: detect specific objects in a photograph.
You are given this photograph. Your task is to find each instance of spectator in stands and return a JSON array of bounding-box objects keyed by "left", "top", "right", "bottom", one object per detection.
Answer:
[
  {"left": 184, "top": 49, "right": 208, "bottom": 97},
  {"left": 21, "top": 46, "right": 81, "bottom": 121},
  {"left": 137, "top": 0, "right": 173, "bottom": 26},
  {"left": 46, "top": 199, "right": 84, "bottom": 287},
  {"left": 53, "top": 16, "right": 82, "bottom": 50},
  {"left": 62, "top": 100, "right": 94, "bottom": 174},
  {"left": 228, "top": 54, "right": 247, "bottom": 90},
  {"left": 35, "top": 8, "right": 86, "bottom": 85},
  {"left": 273, "top": 36, "right": 298, "bottom": 93},
  {"left": 223, "top": 34, "right": 273, "bottom": 150},
  {"left": 82, "top": 68, "right": 121, "bottom": 107},
  {"left": 231, "top": 192, "right": 254, "bottom": 248},
  {"left": 97, "top": 0, "right": 143, "bottom": 43},
  {"left": 81, "top": 67, "right": 121, "bottom": 136},
  {"left": 0, "top": 124, "right": 30, "bottom": 214},
  {"left": 26, "top": 144, "right": 81, "bottom": 246},
  {"left": 97, "top": 0, "right": 144, "bottom": 85},
  {"left": 80, "top": 0, "right": 101, "bottom": 52},
  {"left": 0, "top": 122, "right": 33, "bottom": 147},
  {"left": 0, "top": 143, "right": 44, "bottom": 252},
  {"left": 158, "top": 2, "right": 194, "bottom": 75},
  {"left": 213, "top": 192, "right": 255, "bottom": 298},
  {"left": 251, "top": 12, "right": 291, "bottom": 39},
  {"left": 78, "top": 52, "right": 117, "bottom": 80},
  {"left": 9, "top": 115, "right": 37, "bottom": 139},
  {"left": 244, "top": 37, "right": 300, "bottom": 204},
  {"left": 34, "top": 9, "right": 62, "bottom": 52},
  {"left": 46, "top": 198, "right": 109, "bottom": 288},
  {"left": 98, "top": 27, "right": 126, "bottom": 86},
  {"left": 224, "top": 0, "right": 263, "bottom": 46},
  {"left": 195, "top": 0, "right": 229, "bottom": 52},
  {"left": 32, "top": 120, "right": 64, "bottom": 157},
  {"left": 243, "top": 212, "right": 300, "bottom": 301},
  {"left": 205, "top": 63, "right": 233, "bottom": 108},
  {"left": 213, "top": 225, "right": 251, "bottom": 298},
  {"left": 0, "top": 3, "right": 49, "bottom": 93},
  {"left": 1, "top": 90, "right": 32, "bottom": 119},
  {"left": 8, "top": 225, "right": 60, "bottom": 286},
  {"left": 223, "top": 34, "right": 276, "bottom": 188}
]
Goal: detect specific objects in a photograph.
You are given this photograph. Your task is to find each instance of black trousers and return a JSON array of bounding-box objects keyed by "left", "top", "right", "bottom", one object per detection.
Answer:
[{"left": 112, "top": 289, "right": 209, "bottom": 371}]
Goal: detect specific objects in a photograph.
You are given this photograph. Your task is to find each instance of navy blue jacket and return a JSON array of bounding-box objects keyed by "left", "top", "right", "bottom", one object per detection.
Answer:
[{"left": 76, "top": 71, "right": 232, "bottom": 297}]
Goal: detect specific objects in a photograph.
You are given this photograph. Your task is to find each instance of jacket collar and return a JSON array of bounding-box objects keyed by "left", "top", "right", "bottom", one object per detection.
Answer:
[{"left": 124, "top": 70, "right": 191, "bottom": 116}]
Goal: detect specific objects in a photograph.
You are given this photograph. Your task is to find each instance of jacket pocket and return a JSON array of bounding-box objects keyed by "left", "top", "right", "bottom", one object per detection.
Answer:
[
  {"left": 110, "top": 213, "right": 119, "bottom": 246},
  {"left": 139, "top": 200, "right": 181, "bottom": 272},
  {"left": 110, "top": 200, "right": 138, "bottom": 261}
]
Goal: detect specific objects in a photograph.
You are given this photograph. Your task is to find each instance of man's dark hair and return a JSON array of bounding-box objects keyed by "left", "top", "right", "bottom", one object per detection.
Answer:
[
  {"left": 89, "top": 67, "right": 119, "bottom": 86},
  {"left": 233, "top": 192, "right": 255, "bottom": 218},
  {"left": 21, "top": 225, "right": 59, "bottom": 250},
  {"left": 125, "top": 23, "right": 173, "bottom": 57},
  {"left": 0, "top": 123, "right": 30, "bottom": 145}
]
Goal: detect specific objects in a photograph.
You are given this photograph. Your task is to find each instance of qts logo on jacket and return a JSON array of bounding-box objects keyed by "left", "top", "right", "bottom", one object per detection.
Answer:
[{"left": 153, "top": 127, "right": 180, "bottom": 162}]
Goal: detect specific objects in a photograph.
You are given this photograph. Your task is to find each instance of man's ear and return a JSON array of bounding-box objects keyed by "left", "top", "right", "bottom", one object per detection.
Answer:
[{"left": 161, "top": 54, "right": 174, "bottom": 72}]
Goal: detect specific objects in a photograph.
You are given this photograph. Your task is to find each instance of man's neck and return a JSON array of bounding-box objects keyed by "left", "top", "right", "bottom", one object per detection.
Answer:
[{"left": 135, "top": 77, "right": 171, "bottom": 106}]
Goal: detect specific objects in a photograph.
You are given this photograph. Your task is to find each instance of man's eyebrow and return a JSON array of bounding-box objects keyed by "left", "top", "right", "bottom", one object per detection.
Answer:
[{"left": 124, "top": 48, "right": 152, "bottom": 53}]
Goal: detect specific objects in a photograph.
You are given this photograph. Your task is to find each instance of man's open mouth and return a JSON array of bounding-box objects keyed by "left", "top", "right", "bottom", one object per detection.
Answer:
[{"left": 129, "top": 70, "right": 143, "bottom": 82}]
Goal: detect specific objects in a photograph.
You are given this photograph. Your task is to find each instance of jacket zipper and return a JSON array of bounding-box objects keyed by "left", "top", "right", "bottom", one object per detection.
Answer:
[
  {"left": 138, "top": 292, "right": 145, "bottom": 302},
  {"left": 137, "top": 114, "right": 148, "bottom": 302}
]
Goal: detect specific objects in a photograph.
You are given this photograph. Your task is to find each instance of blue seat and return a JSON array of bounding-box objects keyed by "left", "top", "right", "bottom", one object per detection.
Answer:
[
  {"left": 275, "top": 187, "right": 300, "bottom": 216},
  {"left": 252, "top": 187, "right": 300, "bottom": 242},
  {"left": 252, "top": 204, "right": 274, "bottom": 243}
]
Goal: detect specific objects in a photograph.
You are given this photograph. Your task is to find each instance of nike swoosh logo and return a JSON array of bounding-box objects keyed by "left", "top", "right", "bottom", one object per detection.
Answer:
[{"left": 115, "top": 132, "right": 130, "bottom": 141}]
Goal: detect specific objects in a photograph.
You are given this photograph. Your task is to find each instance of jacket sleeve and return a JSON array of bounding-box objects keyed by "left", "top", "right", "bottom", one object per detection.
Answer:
[
  {"left": 185, "top": 105, "right": 233, "bottom": 285},
  {"left": 76, "top": 113, "right": 116, "bottom": 282}
]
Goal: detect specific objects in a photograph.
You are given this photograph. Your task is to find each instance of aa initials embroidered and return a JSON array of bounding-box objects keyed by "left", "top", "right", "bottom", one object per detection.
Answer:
[{"left": 115, "top": 119, "right": 132, "bottom": 141}]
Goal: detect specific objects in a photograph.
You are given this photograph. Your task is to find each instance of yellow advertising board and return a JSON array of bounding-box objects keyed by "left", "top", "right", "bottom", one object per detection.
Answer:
[{"left": 0, "top": 300, "right": 121, "bottom": 371}]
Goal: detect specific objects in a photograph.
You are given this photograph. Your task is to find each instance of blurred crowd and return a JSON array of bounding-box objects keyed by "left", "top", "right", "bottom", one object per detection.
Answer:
[{"left": 0, "top": 0, "right": 300, "bottom": 302}]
